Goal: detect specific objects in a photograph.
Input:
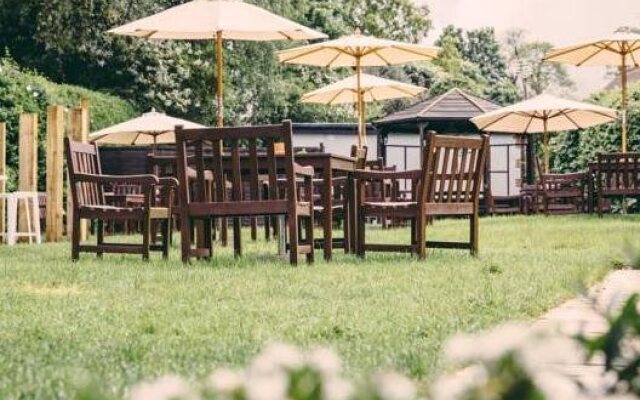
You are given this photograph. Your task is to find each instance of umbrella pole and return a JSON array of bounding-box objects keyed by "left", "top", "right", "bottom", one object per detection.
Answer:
[
  {"left": 621, "top": 55, "right": 628, "bottom": 153},
  {"left": 216, "top": 31, "right": 224, "bottom": 128},
  {"left": 356, "top": 57, "right": 364, "bottom": 149},
  {"left": 543, "top": 118, "right": 550, "bottom": 174}
]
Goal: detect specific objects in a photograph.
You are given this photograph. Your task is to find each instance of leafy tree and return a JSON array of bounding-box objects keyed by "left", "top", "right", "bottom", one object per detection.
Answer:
[
  {"left": 503, "top": 29, "right": 574, "bottom": 96},
  {"left": 0, "top": 0, "right": 431, "bottom": 125},
  {"left": 550, "top": 82, "right": 640, "bottom": 172}
]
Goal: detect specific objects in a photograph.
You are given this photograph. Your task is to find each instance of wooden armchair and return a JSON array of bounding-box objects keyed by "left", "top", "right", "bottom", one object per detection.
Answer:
[
  {"left": 65, "top": 139, "right": 177, "bottom": 260},
  {"left": 593, "top": 152, "right": 640, "bottom": 216},
  {"left": 538, "top": 172, "right": 585, "bottom": 214},
  {"left": 175, "top": 121, "right": 314, "bottom": 265},
  {"left": 355, "top": 134, "right": 489, "bottom": 259}
]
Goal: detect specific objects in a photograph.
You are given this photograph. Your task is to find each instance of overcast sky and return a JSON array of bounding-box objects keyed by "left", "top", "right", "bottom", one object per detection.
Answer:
[{"left": 417, "top": 0, "right": 640, "bottom": 98}]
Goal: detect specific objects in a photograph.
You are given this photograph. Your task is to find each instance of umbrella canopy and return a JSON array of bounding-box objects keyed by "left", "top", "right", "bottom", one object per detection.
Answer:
[
  {"left": 302, "top": 73, "right": 424, "bottom": 105},
  {"left": 277, "top": 29, "right": 440, "bottom": 147},
  {"left": 109, "top": 0, "right": 327, "bottom": 127},
  {"left": 544, "top": 31, "right": 640, "bottom": 153},
  {"left": 471, "top": 94, "right": 617, "bottom": 173},
  {"left": 90, "top": 109, "right": 207, "bottom": 149}
]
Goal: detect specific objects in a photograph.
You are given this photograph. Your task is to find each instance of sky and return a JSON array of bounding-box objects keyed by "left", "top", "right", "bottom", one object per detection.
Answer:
[{"left": 417, "top": 0, "right": 640, "bottom": 98}]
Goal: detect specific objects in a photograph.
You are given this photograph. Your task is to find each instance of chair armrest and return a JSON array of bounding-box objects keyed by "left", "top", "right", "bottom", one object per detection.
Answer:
[
  {"left": 294, "top": 163, "right": 314, "bottom": 177},
  {"left": 158, "top": 177, "right": 179, "bottom": 188},
  {"left": 354, "top": 169, "right": 421, "bottom": 180},
  {"left": 73, "top": 173, "right": 159, "bottom": 186}
]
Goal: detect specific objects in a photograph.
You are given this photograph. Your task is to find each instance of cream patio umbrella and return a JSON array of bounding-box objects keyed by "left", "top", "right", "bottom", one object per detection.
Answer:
[
  {"left": 301, "top": 73, "right": 425, "bottom": 105},
  {"left": 470, "top": 94, "right": 617, "bottom": 173},
  {"left": 89, "top": 109, "right": 207, "bottom": 153},
  {"left": 544, "top": 32, "right": 640, "bottom": 153},
  {"left": 277, "top": 29, "right": 440, "bottom": 147},
  {"left": 108, "top": 0, "right": 327, "bottom": 127}
]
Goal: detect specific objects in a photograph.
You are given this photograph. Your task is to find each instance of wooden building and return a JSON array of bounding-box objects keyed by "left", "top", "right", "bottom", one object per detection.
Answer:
[{"left": 375, "top": 88, "right": 528, "bottom": 204}]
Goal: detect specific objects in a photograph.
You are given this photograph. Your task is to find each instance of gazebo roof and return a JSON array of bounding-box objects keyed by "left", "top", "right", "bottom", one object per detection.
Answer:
[{"left": 376, "top": 88, "right": 502, "bottom": 126}]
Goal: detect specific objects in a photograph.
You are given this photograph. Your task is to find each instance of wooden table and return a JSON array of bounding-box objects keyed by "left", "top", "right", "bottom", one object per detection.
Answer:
[
  {"left": 144, "top": 152, "right": 358, "bottom": 261},
  {"left": 294, "top": 153, "right": 357, "bottom": 260}
]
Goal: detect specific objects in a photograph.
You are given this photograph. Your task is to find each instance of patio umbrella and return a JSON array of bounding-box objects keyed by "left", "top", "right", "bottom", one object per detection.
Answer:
[
  {"left": 301, "top": 74, "right": 424, "bottom": 125},
  {"left": 109, "top": 0, "right": 327, "bottom": 127},
  {"left": 544, "top": 32, "right": 640, "bottom": 153},
  {"left": 470, "top": 94, "right": 617, "bottom": 173},
  {"left": 89, "top": 109, "right": 207, "bottom": 153},
  {"left": 277, "top": 29, "right": 440, "bottom": 147}
]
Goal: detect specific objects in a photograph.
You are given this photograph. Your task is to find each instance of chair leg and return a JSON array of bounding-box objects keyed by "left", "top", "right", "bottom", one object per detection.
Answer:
[
  {"left": 264, "top": 215, "right": 271, "bottom": 241},
  {"left": 288, "top": 214, "right": 299, "bottom": 266},
  {"left": 251, "top": 217, "right": 257, "bottom": 241},
  {"left": 162, "top": 219, "right": 170, "bottom": 259},
  {"left": 180, "top": 215, "right": 191, "bottom": 264},
  {"left": 96, "top": 219, "right": 104, "bottom": 259},
  {"left": 233, "top": 217, "right": 241, "bottom": 257},
  {"left": 203, "top": 217, "right": 213, "bottom": 260},
  {"left": 71, "top": 213, "right": 81, "bottom": 261},
  {"left": 470, "top": 212, "right": 479, "bottom": 256},
  {"left": 357, "top": 209, "right": 366, "bottom": 258},
  {"left": 416, "top": 216, "right": 426, "bottom": 260},
  {"left": 142, "top": 215, "right": 150, "bottom": 261},
  {"left": 305, "top": 215, "right": 314, "bottom": 264}
]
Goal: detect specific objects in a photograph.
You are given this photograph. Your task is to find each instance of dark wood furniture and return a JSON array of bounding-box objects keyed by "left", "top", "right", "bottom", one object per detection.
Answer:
[
  {"left": 175, "top": 121, "right": 315, "bottom": 265},
  {"left": 65, "top": 138, "right": 177, "bottom": 260},
  {"left": 538, "top": 172, "right": 585, "bottom": 214},
  {"left": 589, "top": 152, "right": 640, "bottom": 215},
  {"left": 355, "top": 134, "right": 489, "bottom": 259}
]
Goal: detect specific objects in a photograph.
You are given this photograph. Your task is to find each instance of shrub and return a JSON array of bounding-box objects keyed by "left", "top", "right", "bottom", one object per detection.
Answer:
[
  {"left": 551, "top": 82, "right": 640, "bottom": 172},
  {"left": 0, "top": 56, "right": 137, "bottom": 191}
]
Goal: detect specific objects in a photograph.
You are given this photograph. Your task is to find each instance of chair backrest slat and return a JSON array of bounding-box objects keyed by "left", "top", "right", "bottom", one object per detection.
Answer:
[
  {"left": 65, "top": 138, "right": 105, "bottom": 208},
  {"left": 175, "top": 121, "right": 297, "bottom": 211},
  {"left": 419, "top": 134, "right": 489, "bottom": 206}
]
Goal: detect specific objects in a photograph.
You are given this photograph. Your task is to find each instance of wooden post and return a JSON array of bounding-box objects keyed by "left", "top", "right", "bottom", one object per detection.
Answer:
[
  {"left": 46, "top": 105, "right": 65, "bottom": 242},
  {"left": 67, "top": 101, "right": 89, "bottom": 241},
  {"left": 18, "top": 113, "right": 38, "bottom": 236},
  {"left": 0, "top": 123, "right": 6, "bottom": 241}
]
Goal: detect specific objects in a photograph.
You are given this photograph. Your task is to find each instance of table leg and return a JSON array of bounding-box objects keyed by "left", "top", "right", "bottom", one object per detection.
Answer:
[
  {"left": 277, "top": 215, "right": 286, "bottom": 255},
  {"left": 323, "top": 161, "right": 333, "bottom": 261},
  {"left": 348, "top": 173, "right": 357, "bottom": 253}
]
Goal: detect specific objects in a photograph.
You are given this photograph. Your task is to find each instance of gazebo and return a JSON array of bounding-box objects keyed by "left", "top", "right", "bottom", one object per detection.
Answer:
[{"left": 375, "top": 88, "right": 530, "bottom": 208}]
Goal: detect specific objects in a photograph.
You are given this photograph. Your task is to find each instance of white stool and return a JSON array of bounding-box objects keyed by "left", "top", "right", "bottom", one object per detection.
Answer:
[{"left": 0, "top": 191, "right": 41, "bottom": 245}]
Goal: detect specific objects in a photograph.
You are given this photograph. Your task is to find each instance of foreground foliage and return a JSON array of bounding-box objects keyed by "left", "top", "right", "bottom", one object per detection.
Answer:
[{"left": 0, "top": 216, "right": 638, "bottom": 399}]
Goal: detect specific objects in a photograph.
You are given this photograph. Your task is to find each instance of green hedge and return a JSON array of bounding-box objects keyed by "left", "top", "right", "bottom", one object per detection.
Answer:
[
  {"left": 550, "top": 82, "right": 640, "bottom": 172},
  {"left": 0, "top": 57, "right": 138, "bottom": 191}
]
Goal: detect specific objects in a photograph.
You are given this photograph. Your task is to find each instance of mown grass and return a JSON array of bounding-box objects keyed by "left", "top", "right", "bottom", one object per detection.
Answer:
[{"left": 0, "top": 215, "right": 638, "bottom": 399}]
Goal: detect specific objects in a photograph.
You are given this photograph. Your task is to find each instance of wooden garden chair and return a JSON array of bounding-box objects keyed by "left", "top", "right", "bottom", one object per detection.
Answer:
[
  {"left": 355, "top": 134, "right": 489, "bottom": 259},
  {"left": 175, "top": 121, "right": 315, "bottom": 265},
  {"left": 65, "top": 138, "right": 177, "bottom": 261}
]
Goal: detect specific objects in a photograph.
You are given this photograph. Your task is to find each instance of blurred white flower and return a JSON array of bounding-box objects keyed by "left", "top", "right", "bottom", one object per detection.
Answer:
[
  {"left": 430, "top": 365, "right": 488, "bottom": 400},
  {"left": 322, "top": 376, "right": 352, "bottom": 400},
  {"left": 251, "top": 342, "right": 304, "bottom": 373},
  {"left": 372, "top": 371, "right": 416, "bottom": 400},
  {"left": 307, "top": 347, "right": 342, "bottom": 376},
  {"left": 207, "top": 368, "right": 244, "bottom": 395},
  {"left": 244, "top": 370, "right": 288, "bottom": 400},
  {"left": 445, "top": 323, "right": 530, "bottom": 363},
  {"left": 129, "top": 374, "right": 196, "bottom": 400},
  {"left": 533, "top": 371, "right": 583, "bottom": 400},
  {"left": 518, "top": 334, "right": 585, "bottom": 374}
]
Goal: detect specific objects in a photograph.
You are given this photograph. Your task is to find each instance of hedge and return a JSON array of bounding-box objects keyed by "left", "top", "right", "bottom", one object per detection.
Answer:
[
  {"left": 0, "top": 57, "right": 138, "bottom": 191},
  {"left": 550, "top": 81, "right": 640, "bottom": 172}
]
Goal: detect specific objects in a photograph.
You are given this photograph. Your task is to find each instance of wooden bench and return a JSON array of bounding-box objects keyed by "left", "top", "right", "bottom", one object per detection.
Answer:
[{"left": 588, "top": 152, "right": 640, "bottom": 215}]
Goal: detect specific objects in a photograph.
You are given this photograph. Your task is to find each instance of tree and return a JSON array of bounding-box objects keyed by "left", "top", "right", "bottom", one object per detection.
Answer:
[
  {"left": 0, "top": 0, "right": 432, "bottom": 125},
  {"left": 462, "top": 27, "right": 507, "bottom": 86},
  {"left": 503, "top": 29, "right": 574, "bottom": 97}
]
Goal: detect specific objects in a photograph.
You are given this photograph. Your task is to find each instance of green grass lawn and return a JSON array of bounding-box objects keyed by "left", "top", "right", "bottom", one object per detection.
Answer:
[{"left": 0, "top": 215, "right": 638, "bottom": 399}]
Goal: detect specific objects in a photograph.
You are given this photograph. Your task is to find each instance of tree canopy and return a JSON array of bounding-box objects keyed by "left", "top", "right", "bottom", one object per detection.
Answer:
[{"left": 0, "top": 0, "right": 431, "bottom": 125}]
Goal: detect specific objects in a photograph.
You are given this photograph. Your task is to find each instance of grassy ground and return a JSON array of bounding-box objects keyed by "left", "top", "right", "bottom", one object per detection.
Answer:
[{"left": 0, "top": 215, "right": 638, "bottom": 399}]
